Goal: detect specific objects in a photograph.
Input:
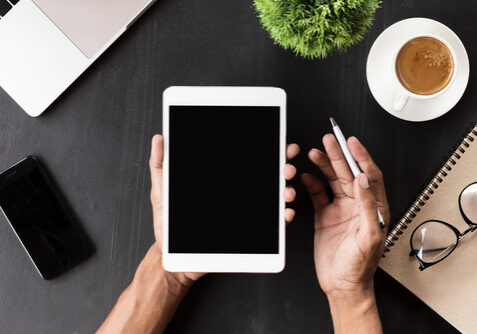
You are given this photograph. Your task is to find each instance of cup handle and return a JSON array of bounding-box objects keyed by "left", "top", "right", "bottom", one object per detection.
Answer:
[{"left": 393, "top": 89, "right": 410, "bottom": 112}]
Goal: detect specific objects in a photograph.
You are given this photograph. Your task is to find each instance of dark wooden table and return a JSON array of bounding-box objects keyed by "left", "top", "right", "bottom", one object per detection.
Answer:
[{"left": 0, "top": 0, "right": 474, "bottom": 333}]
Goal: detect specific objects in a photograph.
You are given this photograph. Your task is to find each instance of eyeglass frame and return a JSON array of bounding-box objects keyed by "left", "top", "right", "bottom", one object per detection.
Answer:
[{"left": 409, "top": 182, "right": 477, "bottom": 271}]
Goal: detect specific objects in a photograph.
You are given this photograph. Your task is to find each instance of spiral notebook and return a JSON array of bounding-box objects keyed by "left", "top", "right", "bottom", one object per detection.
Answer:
[{"left": 379, "top": 123, "right": 477, "bottom": 334}]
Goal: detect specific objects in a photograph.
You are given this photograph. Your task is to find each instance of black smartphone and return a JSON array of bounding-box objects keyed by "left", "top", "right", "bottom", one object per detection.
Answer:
[{"left": 0, "top": 156, "right": 91, "bottom": 279}]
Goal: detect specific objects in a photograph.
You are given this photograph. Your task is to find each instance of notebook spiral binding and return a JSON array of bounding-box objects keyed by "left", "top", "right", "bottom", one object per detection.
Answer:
[{"left": 383, "top": 123, "right": 477, "bottom": 256}]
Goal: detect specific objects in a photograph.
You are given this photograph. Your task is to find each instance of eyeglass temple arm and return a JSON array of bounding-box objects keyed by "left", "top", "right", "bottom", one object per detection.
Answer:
[
  {"left": 409, "top": 247, "right": 452, "bottom": 256},
  {"left": 459, "top": 225, "right": 477, "bottom": 239}
]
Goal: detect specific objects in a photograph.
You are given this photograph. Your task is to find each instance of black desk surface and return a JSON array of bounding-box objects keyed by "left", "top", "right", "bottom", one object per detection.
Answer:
[{"left": 0, "top": 1, "right": 474, "bottom": 333}]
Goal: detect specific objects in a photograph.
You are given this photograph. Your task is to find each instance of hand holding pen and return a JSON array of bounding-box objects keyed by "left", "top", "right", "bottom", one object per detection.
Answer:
[
  {"left": 330, "top": 117, "right": 386, "bottom": 229},
  {"left": 301, "top": 127, "right": 390, "bottom": 334}
]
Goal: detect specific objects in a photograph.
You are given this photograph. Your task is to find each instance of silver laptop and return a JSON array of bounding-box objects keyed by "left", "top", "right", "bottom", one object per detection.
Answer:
[{"left": 0, "top": 0, "right": 156, "bottom": 116}]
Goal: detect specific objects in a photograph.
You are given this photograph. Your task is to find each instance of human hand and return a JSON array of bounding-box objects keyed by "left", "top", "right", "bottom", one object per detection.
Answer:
[
  {"left": 301, "top": 134, "right": 390, "bottom": 300},
  {"left": 149, "top": 135, "right": 300, "bottom": 287}
]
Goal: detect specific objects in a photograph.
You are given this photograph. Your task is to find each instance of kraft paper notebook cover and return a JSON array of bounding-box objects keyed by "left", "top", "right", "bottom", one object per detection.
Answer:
[{"left": 379, "top": 123, "right": 477, "bottom": 334}]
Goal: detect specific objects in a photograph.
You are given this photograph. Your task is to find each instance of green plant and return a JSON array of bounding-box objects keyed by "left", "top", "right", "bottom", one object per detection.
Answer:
[{"left": 254, "top": 0, "right": 380, "bottom": 59}]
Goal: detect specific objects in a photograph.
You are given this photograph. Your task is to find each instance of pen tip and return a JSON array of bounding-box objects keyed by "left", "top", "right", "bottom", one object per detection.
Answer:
[{"left": 330, "top": 117, "right": 337, "bottom": 127}]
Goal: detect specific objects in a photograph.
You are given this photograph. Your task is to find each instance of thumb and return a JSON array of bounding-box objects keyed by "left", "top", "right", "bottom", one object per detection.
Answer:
[{"left": 354, "top": 173, "right": 380, "bottom": 236}]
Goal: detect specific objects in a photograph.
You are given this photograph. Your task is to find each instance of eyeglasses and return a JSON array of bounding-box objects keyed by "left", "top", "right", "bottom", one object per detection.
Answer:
[{"left": 410, "top": 182, "right": 477, "bottom": 271}]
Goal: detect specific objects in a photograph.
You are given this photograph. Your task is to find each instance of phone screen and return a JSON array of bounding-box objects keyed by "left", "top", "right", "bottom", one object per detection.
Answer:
[
  {"left": 168, "top": 106, "right": 280, "bottom": 254},
  {"left": 0, "top": 157, "right": 90, "bottom": 279}
]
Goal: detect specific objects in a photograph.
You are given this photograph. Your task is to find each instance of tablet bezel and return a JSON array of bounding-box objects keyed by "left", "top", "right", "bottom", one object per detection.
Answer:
[{"left": 162, "top": 86, "right": 286, "bottom": 273}]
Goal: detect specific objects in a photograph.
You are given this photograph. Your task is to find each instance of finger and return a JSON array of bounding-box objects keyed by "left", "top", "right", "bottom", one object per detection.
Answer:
[
  {"left": 353, "top": 173, "right": 384, "bottom": 241},
  {"left": 323, "top": 134, "right": 355, "bottom": 196},
  {"left": 149, "top": 135, "right": 164, "bottom": 207},
  {"left": 285, "top": 208, "right": 295, "bottom": 224},
  {"left": 301, "top": 173, "right": 330, "bottom": 210},
  {"left": 347, "top": 136, "right": 390, "bottom": 222},
  {"left": 284, "top": 186, "right": 296, "bottom": 203},
  {"left": 308, "top": 148, "right": 345, "bottom": 197},
  {"left": 149, "top": 135, "right": 164, "bottom": 172},
  {"left": 284, "top": 163, "right": 297, "bottom": 180},
  {"left": 287, "top": 143, "right": 300, "bottom": 160}
]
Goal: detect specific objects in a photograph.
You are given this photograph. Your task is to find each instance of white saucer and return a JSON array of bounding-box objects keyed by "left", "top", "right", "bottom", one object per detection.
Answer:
[{"left": 366, "top": 18, "right": 470, "bottom": 122}]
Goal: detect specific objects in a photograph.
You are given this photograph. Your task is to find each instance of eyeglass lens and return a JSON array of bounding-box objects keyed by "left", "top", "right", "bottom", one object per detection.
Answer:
[
  {"left": 460, "top": 183, "right": 477, "bottom": 223},
  {"left": 411, "top": 221, "right": 458, "bottom": 264}
]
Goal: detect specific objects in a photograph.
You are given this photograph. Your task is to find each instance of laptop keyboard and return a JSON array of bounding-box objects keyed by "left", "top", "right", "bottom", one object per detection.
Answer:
[{"left": 0, "top": 0, "right": 19, "bottom": 18}]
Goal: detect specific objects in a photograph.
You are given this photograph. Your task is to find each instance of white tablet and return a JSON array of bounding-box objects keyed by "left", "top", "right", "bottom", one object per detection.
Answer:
[{"left": 162, "top": 86, "right": 286, "bottom": 273}]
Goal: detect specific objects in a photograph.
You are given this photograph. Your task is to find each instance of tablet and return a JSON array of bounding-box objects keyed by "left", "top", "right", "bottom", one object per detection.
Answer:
[{"left": 162, "top": 86, "right": 286, "bottom": 273}]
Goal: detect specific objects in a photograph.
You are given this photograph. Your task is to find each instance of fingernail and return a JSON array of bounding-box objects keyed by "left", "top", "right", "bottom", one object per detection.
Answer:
[
  {"left": 359, "top": 173, "right": 369, "bottom": 189},
  {"left": 347, "top": 136, "right": 359, "bottom": 145}
]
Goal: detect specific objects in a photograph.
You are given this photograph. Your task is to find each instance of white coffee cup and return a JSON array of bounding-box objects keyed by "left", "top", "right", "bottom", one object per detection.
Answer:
[{"left": 392, "top": 33, "right": 458, "bottom": 112}]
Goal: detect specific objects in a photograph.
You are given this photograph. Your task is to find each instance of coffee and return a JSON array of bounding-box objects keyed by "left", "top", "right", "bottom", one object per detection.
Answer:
[{"left": 396, "top": 37, "right": 454, "bottom": 95}]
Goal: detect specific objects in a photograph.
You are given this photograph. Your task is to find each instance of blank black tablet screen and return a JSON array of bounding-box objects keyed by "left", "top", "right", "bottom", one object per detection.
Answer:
[{"left": 169, "top": 106, "right": 280, "bottom": 253}]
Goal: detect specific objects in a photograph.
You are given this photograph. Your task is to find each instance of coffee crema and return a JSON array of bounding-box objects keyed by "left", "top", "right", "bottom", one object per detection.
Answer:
[{"left": 396, "top": 37, "right": 454, "bottom": 95}]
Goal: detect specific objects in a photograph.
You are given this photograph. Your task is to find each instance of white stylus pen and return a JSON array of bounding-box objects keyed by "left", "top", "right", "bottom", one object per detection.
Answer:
[{"left": 330, "top": 117, "right": 385, "bottom": 228}]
